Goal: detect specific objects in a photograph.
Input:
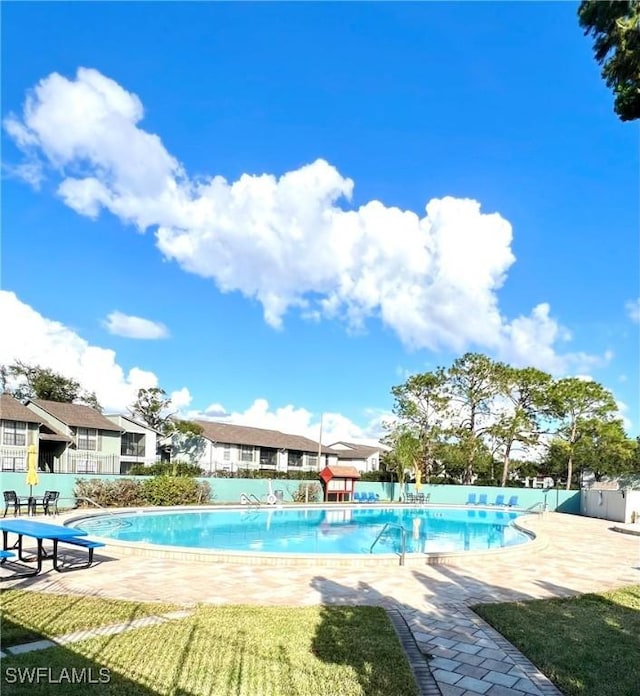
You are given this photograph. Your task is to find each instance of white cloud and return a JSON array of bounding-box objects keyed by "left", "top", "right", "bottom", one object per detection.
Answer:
[
  {"left": 169, "top": 387, "right": 192, "bottom": 411},
  {"left": 0, "top": 290, "right": 384, "bottom": 443},
  {"left": 615, "top": 399, "right": 633, "bottom": 433},
  {"left": 186, "top": 398, "right": 388, "bottom": 446},
  {"left": 625, "top": 298, "right": 640, "bottom": 323},
  {"left": 497, "top": 303, "right": 612, "bottom": 374},
  {"left": 103, "top": 310, "right": 169, "bottom": 339},
  {"left": 3, "top": 160, "right": 45, "bottom": 188},
  {"left": 5, "top": 68, "right": 602, "bottom": 373},
  {"left": 0, "top": 290, "right": 186, "bottom": 413}
]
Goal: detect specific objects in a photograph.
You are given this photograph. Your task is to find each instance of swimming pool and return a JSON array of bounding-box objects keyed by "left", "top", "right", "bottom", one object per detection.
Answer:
[{"left": 75, "top": 506, "right": 529, "bottom": 555}]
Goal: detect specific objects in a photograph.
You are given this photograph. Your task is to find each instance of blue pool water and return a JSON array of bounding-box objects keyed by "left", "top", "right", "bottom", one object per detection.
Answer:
[{"left": 75, "top": 507, "right": 529, "bottom": 555}]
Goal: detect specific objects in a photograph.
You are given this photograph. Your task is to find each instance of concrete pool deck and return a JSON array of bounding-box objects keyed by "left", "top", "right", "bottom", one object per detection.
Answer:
[{"left": 2, "top": 510, "right": 639, "bottom": 696}]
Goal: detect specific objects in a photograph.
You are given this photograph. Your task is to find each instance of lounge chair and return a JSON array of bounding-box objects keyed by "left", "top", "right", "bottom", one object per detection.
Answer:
[
  {"left": 493, "top": 494, "right": 505, "bottom": 506},
  {"left": 507, "top": 495, "right": 519, "bottom": 507},
  {"left": 367, "top": 492, "right": 379, "bottom": 503},
  {"left": 353, "top": 492, "right": 363, "bottom": 503},
  {"left": 3, "top": 491, "right": 29, "bottom": 518},
  {"left": 466, "top": 493, "right": 477, "bottom": 505},
  {"left": 405, "top": 492, "right": 415, "bottom": 503},
  {"left": 478, "top": 493, "right": 488, "bottom": 506}
]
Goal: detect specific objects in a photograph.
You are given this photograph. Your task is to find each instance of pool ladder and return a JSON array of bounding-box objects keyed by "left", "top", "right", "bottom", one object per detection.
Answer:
[
  {"left": 370, "top": 523, "right": 407, "bottom": 566},
  {"left": 240, "top": 493, "right": 262, "bottom": 508}
]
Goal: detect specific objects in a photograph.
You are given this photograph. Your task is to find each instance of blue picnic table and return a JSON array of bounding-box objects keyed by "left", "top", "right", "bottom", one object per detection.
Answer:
[{"left": 0, "top": 518, "right": 98, "bottom": 577}]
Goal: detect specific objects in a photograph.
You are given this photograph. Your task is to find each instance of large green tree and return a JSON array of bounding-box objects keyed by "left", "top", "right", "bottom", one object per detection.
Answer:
[
  {"left": 2, "top": 361, "right": 102, "bottom": 411},
  {"left": 544, "top": 421, "right": 635, "bottom": 484},
  {"left": 129, "top": 387, "right": 175, "bottom": 435},
  {"left": 578, "top": 0, "right": 640, "bottom": 121},
  {"left": 488, "top": 366, "right": 552, "bottom": 487},
  {"left": 386, "top": 352, "right": 637, "bottom": 488},
  {"left": 549, "top": 377, "right": 620, "bottom": 489},
  {"left": 390, "top": 369, "right": 449, "bottom": 482},
  {"left": 446, "top": 353, "right": 498, "bottom": 484}
]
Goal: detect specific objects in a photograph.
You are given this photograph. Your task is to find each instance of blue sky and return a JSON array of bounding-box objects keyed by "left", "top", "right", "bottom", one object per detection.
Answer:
[{"left": 2, "top": 2, "right": 638, "bottom": 442}]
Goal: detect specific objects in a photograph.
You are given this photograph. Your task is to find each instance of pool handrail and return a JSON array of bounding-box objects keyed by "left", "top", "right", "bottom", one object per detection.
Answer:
[
  {"left": 370, "top": 522, "right": 407, "bottom": 566},
  {"left": 74, "top": 496, "right": 119, "bottom": 516}
]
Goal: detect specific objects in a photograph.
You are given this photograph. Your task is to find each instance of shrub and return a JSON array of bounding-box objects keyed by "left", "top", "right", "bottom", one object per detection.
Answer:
[
  {"left": 217, "top": 469, "right": 320, "bottom": 480},
  {"left": 74, "top": 478, "right": 146, "bottom": 508},
  {"left": 142, "top": 475, "right": 211, "bottom": 506},
  {"left": 128, "top": 461, "right": 204, "bottom": 477},
  {"left": 290, "top": 482, "right": 322, "bottom": 503},
  {"left": 359, "top": 471, "right": 392, "bottom": 482},
  {"left": 74, "top": 476, "right": 211, "bottom": 508}
]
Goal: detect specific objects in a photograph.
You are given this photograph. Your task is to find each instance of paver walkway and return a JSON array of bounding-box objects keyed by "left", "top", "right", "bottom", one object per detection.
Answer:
[{"left": 1, "top": 511, "right": 638, "bottom": 695}]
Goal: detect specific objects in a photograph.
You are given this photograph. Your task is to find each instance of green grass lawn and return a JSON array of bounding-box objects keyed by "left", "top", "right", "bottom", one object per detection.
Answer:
[
  {"left": 474, "top": 585, "right": 640, "bottom": 696},
  {"left": 1, "top": 591, "right": 418, "bottom": 696},
  {"left": 0, "top": 590, "right": 178, "bottom": 648}
]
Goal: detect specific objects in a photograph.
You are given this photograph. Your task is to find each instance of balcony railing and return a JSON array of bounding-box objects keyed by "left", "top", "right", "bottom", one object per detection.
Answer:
[{"left": 67, "top": 451, "right": 120, "bottom": 475}]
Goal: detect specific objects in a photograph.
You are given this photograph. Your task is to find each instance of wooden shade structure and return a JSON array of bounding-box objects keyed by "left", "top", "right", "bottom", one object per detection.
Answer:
[{"left": 318, "top": 465, "right": 361, "bottom": 503}]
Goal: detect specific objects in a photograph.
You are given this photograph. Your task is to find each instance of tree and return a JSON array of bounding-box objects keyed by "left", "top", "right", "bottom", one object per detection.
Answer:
[
  {"left": 446, "top": 353, "right": 499, "bottom": 484},
  {"left": 571, "top": 419, "right": 635, "bottom": 480},
  {"left": 578, "top": 1, "right": 640, "bottom": 121},
  {"left": 381, "top": 426, "right": 422, "bottom": 499},
  {"left": 549, "top": 377, "right": 620, "bottom": 489},
  {"left": 390, "top": 369, "right": 449, "bottom": 482},
  {"left": 543, "top": 422, "right": 636, "bottom": 484},
  {"left": 129, "top": 387, "right": 175, "bottom": 434},
  {"left": 2, "top": 361, "right": 102, "bottom": 411},
  {"left": 488, "top": 366, "right": 552, "bottom": 487},
  {"left": 168, "top": 419, "right": 206, "bottom": 466}
]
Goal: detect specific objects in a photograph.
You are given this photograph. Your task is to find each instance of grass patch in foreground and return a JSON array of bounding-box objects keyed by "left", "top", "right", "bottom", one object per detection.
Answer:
[
  {"left": 474, "top": 584, "right": 640, "bottom": 696},
  {"left": 0, "top": 590, "right": 179, "bottom": 649},
  {"left": 1, "top": 599, "right": 418, "bottom": 696}
]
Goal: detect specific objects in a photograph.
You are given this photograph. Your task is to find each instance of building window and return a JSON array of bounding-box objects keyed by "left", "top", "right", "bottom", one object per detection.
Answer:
[
  {"left": 76, "top": 427, "right": 97, "bottom": 451},
  {"left": 2, "top": 421, "right": 27, "bottom": 446},
  {"left": 2, "top": 456, "right": 25, "bottom": 472},
  {"left": 121, "top": 432, "right": 145, "bottom": 457},
  {"left": 288, "top": 450, "right": 303, "bottom": 467},
  {"left": 223, "top": 444, "right": 231, "bottom": 461},
  {"left": 239, "top": 445, "right": 254, "bottom": 463},
  {"left": 259, "top": 447, "right": 277, "bottom": 467},
  {"left": 307, "top": 454, "right": 318, "bottom": 468}
]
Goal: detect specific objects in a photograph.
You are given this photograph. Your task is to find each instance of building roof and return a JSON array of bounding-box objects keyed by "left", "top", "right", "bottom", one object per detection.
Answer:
[
  {"left": 39, "top": 424, "right": 73, "bottom": 443},
  {"left": 0, "top": 394, "right": 43, "bottom": 424},
  {"left": 329, "top": 441, "right": 383, "bottom": 460},
  {"left": 105, "top": 413, "right": 163, "bottom": 434},
  {"left": 320, "top": 465, "right": 361, "bottom": 479},
  {"left": 29, "top": 399, "right": 123, "bottom": 432},
  {"left": 195, "top": 420, "right": 337, "bottom": 454}
]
